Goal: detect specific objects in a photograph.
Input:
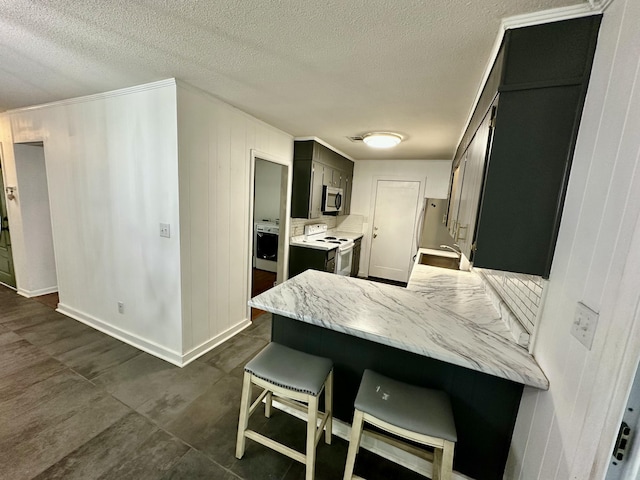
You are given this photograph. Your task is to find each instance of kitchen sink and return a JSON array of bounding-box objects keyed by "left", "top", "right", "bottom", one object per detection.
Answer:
[{"left": 418, "top": 252, "right": 461, "bottom": 270}]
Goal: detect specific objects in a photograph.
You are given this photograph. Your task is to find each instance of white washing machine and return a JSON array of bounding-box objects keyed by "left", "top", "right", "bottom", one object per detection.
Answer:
[{"left": 254, "top": 222, "right": 279, "bottom": 273}]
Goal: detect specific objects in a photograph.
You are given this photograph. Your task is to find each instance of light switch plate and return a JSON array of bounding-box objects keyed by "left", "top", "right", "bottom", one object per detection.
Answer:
[
  {"left": 160, "top": 223, "right": 170, "bottom": 238},
  {"left": 571, "top": 301, "right": 599, "bottom": 350}
]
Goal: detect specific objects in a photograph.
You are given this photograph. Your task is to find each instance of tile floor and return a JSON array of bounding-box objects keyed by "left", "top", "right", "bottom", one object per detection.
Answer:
[{"left": 0, "top": 285, "right": 425, "bottom": 480}]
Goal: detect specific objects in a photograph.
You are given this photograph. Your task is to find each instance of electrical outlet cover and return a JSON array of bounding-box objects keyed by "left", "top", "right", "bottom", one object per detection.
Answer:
[
  {"left": 571, "top": 301, "right": 599, "bottom": 350},
  {"left": 160, "top": 223, "right": 170, "bottom": 238}
]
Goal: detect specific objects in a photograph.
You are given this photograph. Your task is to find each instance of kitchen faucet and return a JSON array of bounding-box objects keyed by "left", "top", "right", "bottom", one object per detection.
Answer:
[{"left": 439, "top": 244, "right": 462, "bottom": 256}]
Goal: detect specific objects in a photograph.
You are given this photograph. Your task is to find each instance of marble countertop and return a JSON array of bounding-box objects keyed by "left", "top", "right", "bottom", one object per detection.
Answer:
[{"left": 249, "top": 266, "right": 548, "bottom": 389}]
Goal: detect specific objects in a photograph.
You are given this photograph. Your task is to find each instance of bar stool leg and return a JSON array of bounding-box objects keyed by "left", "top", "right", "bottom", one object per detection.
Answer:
[
  {"left": 440, "top": 440, "right": 455, "bottom": 480},
  {"left": 433, "top": 447, "right": 442, "bottom": 480},
  {"left": 325, "top": 370, "right": 333, "bottom": 445},
  {"left": 265, "top": 391, "right": 273, "bottom": 418},
  {"left": 235, "top": 372, "right": 253, "bottom": 459},
  {"left": 343, "top": 409, "right": 365, "bottom": 480},
  {"left": 306, "top": 394, "right": 319, "bottom": 480}
]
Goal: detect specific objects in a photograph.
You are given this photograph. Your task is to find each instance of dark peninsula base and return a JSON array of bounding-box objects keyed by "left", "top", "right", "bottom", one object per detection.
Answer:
[{"left": 272, "top": 314, "right": 524, "bottom": 480}]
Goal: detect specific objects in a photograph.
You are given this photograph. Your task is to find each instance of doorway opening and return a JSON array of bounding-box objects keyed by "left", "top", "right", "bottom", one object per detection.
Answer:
[
  {"left": 248, "top": 152, "right": 290, "bottom": 321},
  {"left": 13, "top": 142, "right": 59, "bottom": 302},
  {"left": 0, "top": 143, "right": 17, "bottom": 289}
]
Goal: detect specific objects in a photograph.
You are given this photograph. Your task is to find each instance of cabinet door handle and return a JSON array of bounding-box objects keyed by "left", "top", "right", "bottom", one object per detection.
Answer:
[{"left": 373, "top": 233, "right": 377, "bottom": 239}]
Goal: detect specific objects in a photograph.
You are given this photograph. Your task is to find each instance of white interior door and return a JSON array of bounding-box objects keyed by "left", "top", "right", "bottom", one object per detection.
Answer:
[{"left": 369, "top": 180, "right": 420, "bottom": 282}]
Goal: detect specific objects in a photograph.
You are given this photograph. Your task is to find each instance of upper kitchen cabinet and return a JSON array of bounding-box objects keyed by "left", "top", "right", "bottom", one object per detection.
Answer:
[
  {"left": 453, "top": 103, "right": 496, "bottom": 258},
  {"left": 449, "top": 15, "right": 601, "bottom": 278},
  {"left": 291, "top": 140, "right": 354, "bottom": 218}
]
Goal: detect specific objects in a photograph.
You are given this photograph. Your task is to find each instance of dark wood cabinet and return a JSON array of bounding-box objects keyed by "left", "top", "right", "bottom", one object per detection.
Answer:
[
  {"left": 450, "top": 15, "right": 601, "bottom": 278},
  {"left": 288, "top": 245, "right": 336, "bottom": 278},
  {"left": 291, "top": 140, "right": 354, "bottom": 218}
]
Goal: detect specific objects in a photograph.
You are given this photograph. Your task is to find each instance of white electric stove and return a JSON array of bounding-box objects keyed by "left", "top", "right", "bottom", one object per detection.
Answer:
[{"left": 290, "top": 224, "right": 355, "bottom": 275}]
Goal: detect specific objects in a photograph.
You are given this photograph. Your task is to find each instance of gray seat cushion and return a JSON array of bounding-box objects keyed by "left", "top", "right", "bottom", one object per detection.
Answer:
[
  {"left": 354, "top": 370, "right": 457, "bottom": 442},
  {"left": 244, "top": 343, "right": 332, "bottom": 396}
]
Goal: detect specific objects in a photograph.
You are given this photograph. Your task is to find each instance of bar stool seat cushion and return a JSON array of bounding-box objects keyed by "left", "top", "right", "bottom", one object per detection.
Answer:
[
  {"left": 354, "top": 370, "right": 457, "bottom": 442},
  {"left": 244, "top": 342, "right": 332, "bottom": 396}
]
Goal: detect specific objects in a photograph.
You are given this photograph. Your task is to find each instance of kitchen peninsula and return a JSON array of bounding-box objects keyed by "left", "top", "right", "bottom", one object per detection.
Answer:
[{"left": 249, "top": 264, "right": 548, "bottom": 480}]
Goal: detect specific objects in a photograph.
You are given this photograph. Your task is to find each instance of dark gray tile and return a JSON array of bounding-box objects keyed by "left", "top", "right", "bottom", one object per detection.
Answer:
[
  {"left": 40, "top": 327, "right": 110, "bottom": 357},
  {"left": 32, "top": 412, "right": 158, "bottom": 480},
  {"left": 164, "top": 375, "right": 244, "bottom": 446},
  {"left": 2, "top": 309, "right": 59, "bottom": 330},
  {"left": 242, "top": 313, "right": 272, "bottom": 342},
  {"left": 0, "top": 357, "right": 66, "bottom": 402},
  {"left": 93, "top": 353, "right": 224, "bottom": 414},
  {"left": 0, "top": 329, "right": 21, "bottom": 345},
  {"left": 0, "top": 369, "right": 111, "bottom": 446},
  {"left": 193, "top": 407, "right": 263, "bottom": 469},
  {"left": 199, "top": 332, "right": 268, "bottom": 373},
  {"left": 56, "top": 334, "right": 142, "bottom": 379},
  {"left": 0, "top": 391, "right": 130, "bottom": 480},
  {"left": 0, "top": 338, "right": 50, "bottom": 378},
  {"left": 96, "top": 429, "right": 189, "bottom": 480},
  {"left": 161, "top": 449, "right": 237, "bottom": 480},
  {"left": 136, "top": 362, "right": 226, "bottom": 426},
  {"left": 0, "top": 301, "right": 51, "bottom": 320},
  {"left": 15, "top": 315, "right": 93, "bottom": 347},
  {"left": 230, "top": 434, "right": 295, "bottom": 480}
]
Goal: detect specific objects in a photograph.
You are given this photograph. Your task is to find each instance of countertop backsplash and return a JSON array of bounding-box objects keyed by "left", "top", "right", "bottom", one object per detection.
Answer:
[
  {"left": 336, "top": 214, "right": 364, "bottom": 233},
  {"left": 289, "top": 214, "right": 365, "bottom": 237},
  {"left": 289, "top": 216, "right": 337, "bottom": 237},
  {"left": 475, "top": 268, "right": 547, "bottom": 337}
]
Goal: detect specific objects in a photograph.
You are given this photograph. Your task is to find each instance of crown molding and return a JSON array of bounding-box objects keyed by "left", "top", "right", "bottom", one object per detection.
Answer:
[{"left": 2, "top": 78, "right": 177, "bottom": 115}]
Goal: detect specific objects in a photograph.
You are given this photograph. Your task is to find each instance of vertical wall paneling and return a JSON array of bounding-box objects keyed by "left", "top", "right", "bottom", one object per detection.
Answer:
[
  {"left": 1, "top": 80, "right": 184, "bottom": 362},
  {"left": 215, "top": 112, "right": 231, "bottom": 334},
  {"left": 507, "top": 1, "right": 640, "bottom": 478},
  {"left": 229, "top": 114, "right": 247, "bottom": 332},
  {"left": 206, "top": 103, "right": 219, "bottom": 346},
  {"left": 176, "top": 83, "right": 293, "bottom": 359}
]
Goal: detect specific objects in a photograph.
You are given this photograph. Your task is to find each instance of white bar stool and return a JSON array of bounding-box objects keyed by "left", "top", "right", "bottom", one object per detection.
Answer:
[
  {"left": 235, "top": 342, "right": 333, "bottom": 480},
  {"left": 343, "top": 370, "right": 457, "bottom": 480}
]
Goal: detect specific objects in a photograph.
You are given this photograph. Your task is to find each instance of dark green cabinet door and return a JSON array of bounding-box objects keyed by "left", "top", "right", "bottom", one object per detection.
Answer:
[
  {"left": 0, "top": 159, "right": 16, "bottom": 288},
  {"left": 473, "top": 86, "right": 583, "bottom": 276}
]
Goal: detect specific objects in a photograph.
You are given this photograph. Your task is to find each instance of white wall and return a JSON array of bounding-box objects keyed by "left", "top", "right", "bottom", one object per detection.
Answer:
[
  {"left": 254, "top": 158, "right": 283, "bottom": 223},
  {"left": 176, "top": 82, "right": 293, "bottom": 360},
  {"left": 13, "top": 144, "right": 57, "bottom": 296},
  {"left": 350, "top": 159, "right": 451, "bottom": 277},
  {"left": 0, "top": 80, "right": 184, "bottom": 362},
  {"left": 506, "top": 3, "right": 640, "bottom": 479}
]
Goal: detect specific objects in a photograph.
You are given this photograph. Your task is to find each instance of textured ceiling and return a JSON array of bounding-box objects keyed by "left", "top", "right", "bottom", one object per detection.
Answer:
[{"left": 0, "top": 0, "right": 590, "bottom": 160}]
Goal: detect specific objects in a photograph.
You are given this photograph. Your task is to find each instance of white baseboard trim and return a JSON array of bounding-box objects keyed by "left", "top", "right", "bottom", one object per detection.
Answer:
[
  {"left": 17, "top": 285, "right": 58, "bottom": 298},
  {"left": 180, "top": 318, "right": 252, "bottom": 366},
  {"left": 56, "top": 303, "right": 184, "bottom": 366},
  {"left": 271, "top": 399, "right": 474, "bottom": 480},
  {"left": 0, "top": 281, "right": 17, "bottom": 291}
]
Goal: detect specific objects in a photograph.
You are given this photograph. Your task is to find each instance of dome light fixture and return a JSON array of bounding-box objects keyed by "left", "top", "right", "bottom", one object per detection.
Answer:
[{"left": 362, "top": 132, "right": 403, "bottom": 148}]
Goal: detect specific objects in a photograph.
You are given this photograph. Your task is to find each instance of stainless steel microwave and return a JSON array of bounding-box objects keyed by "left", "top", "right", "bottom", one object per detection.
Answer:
[{"left": 322, "top": 186, "right": 343, "bottom": 213}]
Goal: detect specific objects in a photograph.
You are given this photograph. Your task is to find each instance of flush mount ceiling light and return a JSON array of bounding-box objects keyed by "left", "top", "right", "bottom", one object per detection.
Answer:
[{"left": 362, "top": 132, "right": 403, "bottom": 148}]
